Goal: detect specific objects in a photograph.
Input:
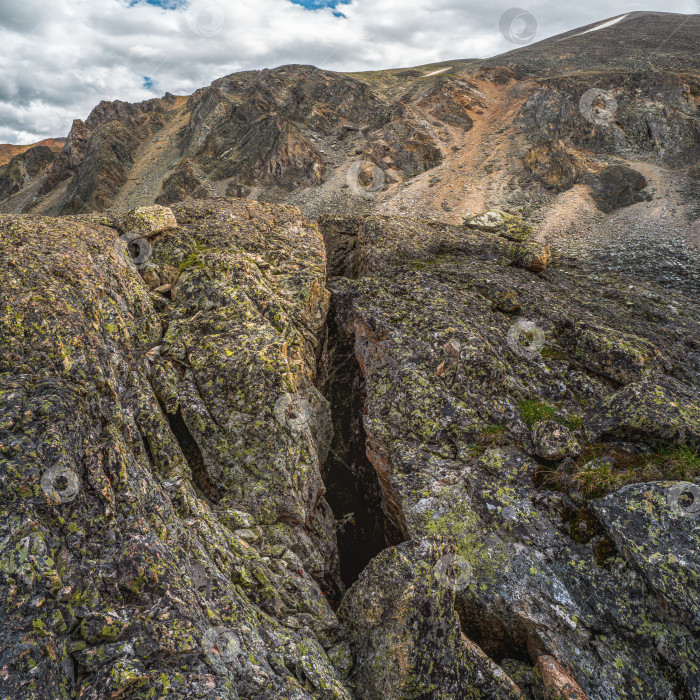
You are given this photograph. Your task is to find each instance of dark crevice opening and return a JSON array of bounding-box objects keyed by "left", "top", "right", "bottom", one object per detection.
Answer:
[
  {"left": 455, "top": 597, "right": 534, "bottom": 667},
  {"left": 141, "top": 432, "right": 156, "bottom": 469},
  {"left": 162, "top": 405, "right": 219, "bottom": 504},
  {"left": 319, "top": 305, "right": 407, "bottom": 588}
]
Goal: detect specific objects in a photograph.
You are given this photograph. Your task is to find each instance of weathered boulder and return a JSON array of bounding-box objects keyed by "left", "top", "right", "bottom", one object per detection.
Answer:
[
  {"left": 522, "top": 140, "right": 583, "bottom": 193},
  {"left": 555, "top": 318, "right": 663, "bottom": 385},
  {"left": 588, "top": 164, "right": 651, "bottom": 213},
  {"left": 464, "top": 209, "right": 534, "bottom": 242},
  {"left": 531, "top": 420, "right": 580, "bottom": 460},
  {"left": 338, "top": 538, "right": 522, "bottom": 699},
  {"left": 119, "top": 204, "right": 178, "bottom": 238}
]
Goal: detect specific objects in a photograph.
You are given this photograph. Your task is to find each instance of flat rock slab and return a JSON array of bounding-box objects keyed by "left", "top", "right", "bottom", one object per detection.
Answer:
[{"left": 591, "top": 481, "right": 700, "bottom": 631}]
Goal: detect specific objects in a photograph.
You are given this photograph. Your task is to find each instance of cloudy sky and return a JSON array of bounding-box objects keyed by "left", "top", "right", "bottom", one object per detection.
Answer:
[{"left": 0, "top": 0, "right": 697, "bottom": 143}]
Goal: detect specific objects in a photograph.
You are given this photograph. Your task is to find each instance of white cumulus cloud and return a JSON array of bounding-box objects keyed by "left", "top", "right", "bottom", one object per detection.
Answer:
[{"left": 0, "top": 0, "right": 697, "bottom": 143}]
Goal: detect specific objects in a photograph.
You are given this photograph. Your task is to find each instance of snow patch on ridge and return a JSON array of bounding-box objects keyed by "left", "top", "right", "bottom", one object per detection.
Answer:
[
  {"left": 568, "top": 14, "right": 631, "bottom": 38},
  {"left": 422, "top": 67, "right": 451, "bottom": 77}
]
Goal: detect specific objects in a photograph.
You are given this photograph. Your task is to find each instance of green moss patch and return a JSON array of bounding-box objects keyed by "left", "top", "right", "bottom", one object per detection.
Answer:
[{"left": 550, "top": 444, "right": 700, "bottom": 499}]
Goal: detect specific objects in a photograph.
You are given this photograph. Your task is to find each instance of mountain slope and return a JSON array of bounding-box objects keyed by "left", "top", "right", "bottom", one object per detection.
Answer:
[
  {"left": 478, "top": 11, "right": 700, "bottom": 75},
  {"left": 0, "top": 138, "right": 65, "bottom": 167},
  {"left": 1, "top": 13, "right": 697, "bottom": 294}
]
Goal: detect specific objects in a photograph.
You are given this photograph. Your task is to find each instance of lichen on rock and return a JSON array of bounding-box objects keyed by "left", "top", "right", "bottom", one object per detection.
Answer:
[{"left": 1, "top": 192, "right": 699, "bottom": 699}]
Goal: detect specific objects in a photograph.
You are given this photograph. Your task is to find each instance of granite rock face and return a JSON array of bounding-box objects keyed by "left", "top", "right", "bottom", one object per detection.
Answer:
[
  {"left": 322, "top": 212, "right": 700, "bottom": 699},
  {"left": 1, "top": 197, "right": 699, "bottom": 698},
  {"left": 0, "top": 199, "right": 351, "bottom": 699}
]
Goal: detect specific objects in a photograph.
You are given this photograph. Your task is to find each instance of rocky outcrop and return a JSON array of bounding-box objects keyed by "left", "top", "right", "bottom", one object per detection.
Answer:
[
  {"left": 522, "top": 140, "right": 583, "bottom": 193},
  {"left": 1, "top": 196, "right": 699, "bottom": 697},
  {"left": 320, "top": 214, "right": 550, "bottom": 278},
  {"left": 323, "top": 210, "right": 700, "bottom": 698},
  {"left": 180, "top": 66, "right": 442, "bottom": 197},
  {"left": 0, "top": 199, "right": 351, "bottom": 699},
  {"left": 0, "top": 9, "right": 698, "bottom": 699},
  {"left": 0, "top": 145, "right": 55, "bottom": 199},
  {"left": 156, "top": 158, "right": 209, "bottom": 205},
  {"left": 515, "top": 72, "right": 700, "bottom": 171},
  {"left": 59, "top": 120, "right": 143, "bottom": 213}
]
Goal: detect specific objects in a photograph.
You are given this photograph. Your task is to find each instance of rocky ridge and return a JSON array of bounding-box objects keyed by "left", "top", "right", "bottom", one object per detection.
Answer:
[{"left": 1, "top": 199, "right": 699, "bottom": 699}]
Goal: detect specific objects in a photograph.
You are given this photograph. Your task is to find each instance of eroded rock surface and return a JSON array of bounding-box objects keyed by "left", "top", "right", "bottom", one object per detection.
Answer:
[
  {"left": 339, "top": 538, "right": 522, "bottom": 699},
  {"left": 0, "top": 199, "right": 351, "bottom": 699},
  {"left": 1, "top": 192, "right": 700, "bottom": 699},
  {"left": 322, "top": 212, "right": 700, "bottom": 698}
]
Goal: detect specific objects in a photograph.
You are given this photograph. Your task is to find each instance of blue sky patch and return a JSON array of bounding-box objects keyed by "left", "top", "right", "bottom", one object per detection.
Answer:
[
  {"left": 129, "top": 0, "right": 183, "bottom": 9},
  {"left": 143, "top": 76, "right": 155, "bottom": 89},
  {"left": 290, "top": 0, "right": 350, "bottom": 14}
]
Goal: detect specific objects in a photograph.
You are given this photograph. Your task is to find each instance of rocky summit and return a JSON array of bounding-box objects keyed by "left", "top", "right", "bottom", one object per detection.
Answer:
[{"left": 1, "top": 10, "right": 699, "bottom": 700}]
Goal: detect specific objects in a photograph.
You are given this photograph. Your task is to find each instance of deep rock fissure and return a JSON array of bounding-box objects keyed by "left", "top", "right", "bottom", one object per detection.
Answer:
[
  {"left": 320, "top": 306, "right": 407, "bottom": 588},
  {"left": 161, "top": 406, "right": 219, "bottom": 504}
]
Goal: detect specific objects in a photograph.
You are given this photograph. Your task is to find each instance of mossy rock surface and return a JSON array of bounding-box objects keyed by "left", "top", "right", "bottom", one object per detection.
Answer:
[
  {"left": 0, "top": 200, "right": 350, "bottom": 700},
  {"left": 463, "top": 210, "right": 534, "bottom": 242},
  {"left": 591, "top": 481, "right": 700, "bottom": 630},
  {"left": 326, "top": 211, "right": 700, "bottom": 699},
  {"left": 339, "top": 538, "right": 521, "bottom": 700},
  {"left": 119, "top": 204, "right": 178, "bottom": 238},
  {"left": 1, "top": 198, "right": 699, "bottom": 699}
]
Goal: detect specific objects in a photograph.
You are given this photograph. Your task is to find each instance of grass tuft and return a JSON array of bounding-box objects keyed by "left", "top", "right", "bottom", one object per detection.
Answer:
[{"left": 546, "top": 444, "right": 700, "bottom": 499}]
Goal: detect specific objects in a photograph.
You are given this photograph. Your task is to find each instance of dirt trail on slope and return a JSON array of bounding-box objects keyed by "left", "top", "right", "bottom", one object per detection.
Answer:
[
  {"left": 378, "top": 76, "right": 535, "bottom": 224},
  {"left": 114, "top": 98, "right": 191, "bottom": 213}
]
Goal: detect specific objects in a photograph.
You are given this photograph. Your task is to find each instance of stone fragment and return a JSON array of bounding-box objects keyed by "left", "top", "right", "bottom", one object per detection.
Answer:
[
  {"left": 119, "top": 204, "right": 178, "bottom": 239},
  {"left": 532, "top": 420, "right": 581, "bottom": 460}
]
